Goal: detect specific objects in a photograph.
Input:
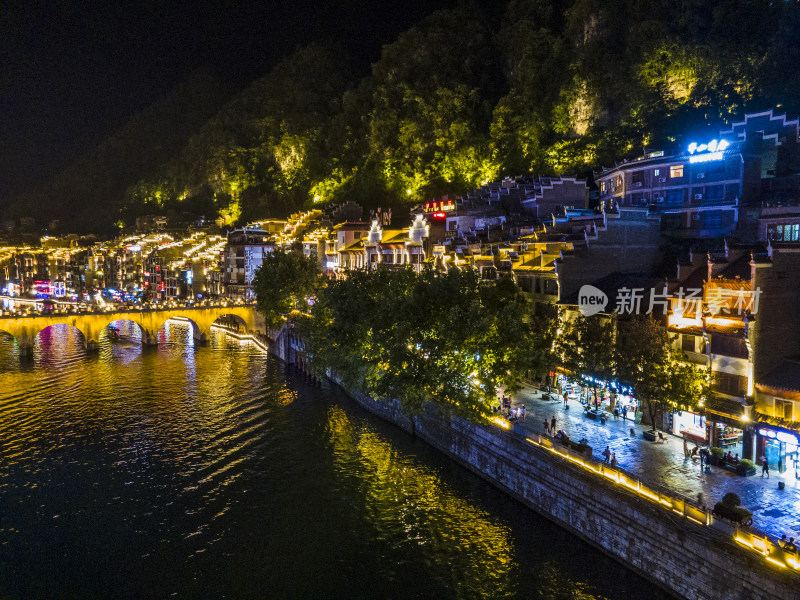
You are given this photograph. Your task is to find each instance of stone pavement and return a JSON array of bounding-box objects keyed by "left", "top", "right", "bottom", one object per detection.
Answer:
[{"left": 508, "top": 383, "right": 800, "bottom": 542}]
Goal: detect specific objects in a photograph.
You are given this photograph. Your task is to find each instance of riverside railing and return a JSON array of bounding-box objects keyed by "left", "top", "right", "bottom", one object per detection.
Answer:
[{"left": 488, "top": 417, "right": 800, "bottom": 574}]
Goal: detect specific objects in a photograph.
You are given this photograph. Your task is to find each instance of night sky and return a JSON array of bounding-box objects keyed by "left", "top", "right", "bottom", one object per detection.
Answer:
[{"left": 0, "top": 0, "right": 455, "bottom": 200}]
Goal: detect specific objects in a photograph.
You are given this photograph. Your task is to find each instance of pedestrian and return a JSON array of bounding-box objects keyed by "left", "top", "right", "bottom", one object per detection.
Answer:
[
  {"left": 761, "top": 455, "right": 770, "bottom": 478},
  {"left": 544, "top": 419, "right": 550, "bottom": 435},
  {"left": 563, "top": 392, "right": 568, "bottom": 408},
  {"left": 610, "top": 452, "right": 617, "bottom": 467},
  {"left": 602, "top": 446, "right": 611, "bottom": 464},
  {"left": 551, "top": 416, "right": 556, "bottom": 433},
  {"left": 699, "top": 449, "right": 705, "bottom": 469},
  {"left": 780, "top": 534, "right": 788, "bottom": 548},
  {"left": 521, "top": 405, "right": 526, "bottom": 421},
  {"left": 613, "top": 406, "right": 619, "bottom": 421}
]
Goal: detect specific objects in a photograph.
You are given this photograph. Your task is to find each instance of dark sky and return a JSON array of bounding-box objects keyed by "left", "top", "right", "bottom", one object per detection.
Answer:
[{"left": 0, "top": 0, "right": 455, "bottom": 200}]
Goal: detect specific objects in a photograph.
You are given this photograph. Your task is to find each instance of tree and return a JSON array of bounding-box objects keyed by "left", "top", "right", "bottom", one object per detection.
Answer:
[
  {"left": 303, "top": 266, "right": 535, "bottom": 420},
  {"left": 615, "top": 315, "right": 708, "bottom": 432},
  {"left": 252, "top": 249, "right": 321, "bottom": 328},
  {"left": 554, "top": 312, "right": 616, "bottom": 406}
]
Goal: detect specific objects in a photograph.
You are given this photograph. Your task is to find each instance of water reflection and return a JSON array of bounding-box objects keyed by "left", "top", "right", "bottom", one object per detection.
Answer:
[
  {"left": 325, "top": 404, "right": 516, "bottom": 596},
  {"left": 0, "top": 328, "right": 669, "bottom": 599}
]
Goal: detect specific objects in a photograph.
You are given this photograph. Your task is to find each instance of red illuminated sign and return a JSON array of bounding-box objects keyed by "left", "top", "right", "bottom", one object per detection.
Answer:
[
  {"left": 424, "top": 199, "right": 455, "bottom": 213},
  {"left": 431, "top": 212, "right": 447, "bottom": 219}
]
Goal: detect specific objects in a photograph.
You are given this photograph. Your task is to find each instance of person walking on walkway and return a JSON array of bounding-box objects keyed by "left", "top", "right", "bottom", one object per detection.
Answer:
[
  {"left": 602, "top": 446, "right": 611, "bottom": 464},
  {"left": 521, "top": 405, "right": 526, "bottom": 421},
  {"left": 610, "top": 452, "right": 617, "bottom": 467},
  {"left": 563, "top": 392, "right": 569, "bottom": 408},
  {"left": 761, "top": 455, "right": 770, "bottom": 478},
  {"left": 551, "top": 416, "right": 556, "bottom": 433},
  {"left": 544, "top": 419, "right": 550, "bottom": 435}
]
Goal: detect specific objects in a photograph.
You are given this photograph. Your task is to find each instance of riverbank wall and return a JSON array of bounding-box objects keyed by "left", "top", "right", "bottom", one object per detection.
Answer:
[{"left": 269, "top": 326, "right": 800, "bottom": 600}]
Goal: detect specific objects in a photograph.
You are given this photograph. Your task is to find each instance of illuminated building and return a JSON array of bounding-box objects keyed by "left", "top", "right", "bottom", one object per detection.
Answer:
[
  {"left": 223, "top": 226, "right": 278, "bottom": 301},
  {"left": 596, "top": 109, "right": 800, "bottom": 239},
  {"left": 664, "top": 239, "right": 800, "bottom": 460}
]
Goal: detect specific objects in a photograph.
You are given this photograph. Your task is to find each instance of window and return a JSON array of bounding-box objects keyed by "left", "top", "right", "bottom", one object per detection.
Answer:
[
  {"left": 654, "top": 169, "right": 661, "bottom": 176},
  {"left": 543, "top": 278, "right": 558, "bottom": 295},
  {"left": 767, "top": 223, "right": 800, "bottom": 242},
  {"left": 703, "top": 211, "right": 722, "bottom": 228},
  {"left": 775, "top": 399, "right": 793, "bottom": 420},
  {"left": 712, "top": 371, "right": 747, "bottom": 396},
  {"left": 670, "top": 165, "right": 684, "bottom": 178},
  {"left": 632, "top": 171, "right": 645, "bottom": 185},
  {"left": 710, "top": 335, "right": 747, "bottom": 358},
  {"left": 666, "top": 189, "right": 684, "bottom": 204},
  {"left": 682, "top": 334, "right": 695, "bottom": 353},
  {"left": 705, "top": 185, "right": 724, "bottom": 202}
]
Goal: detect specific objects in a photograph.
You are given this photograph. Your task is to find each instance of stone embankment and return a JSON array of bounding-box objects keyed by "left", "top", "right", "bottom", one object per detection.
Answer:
[{"left": 269, "top": 324, "right": 800, "bottom": 600}]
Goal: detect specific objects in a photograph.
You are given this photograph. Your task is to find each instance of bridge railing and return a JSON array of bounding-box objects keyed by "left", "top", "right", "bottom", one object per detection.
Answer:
[{"left": 0, "top": 299, "right": 254, "bottom": 318}]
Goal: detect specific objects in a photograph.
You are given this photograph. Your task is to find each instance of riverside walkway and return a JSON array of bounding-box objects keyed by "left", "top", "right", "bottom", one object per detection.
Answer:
[{"left": 511, "top": 384, "right": 800, "bottom": 542}]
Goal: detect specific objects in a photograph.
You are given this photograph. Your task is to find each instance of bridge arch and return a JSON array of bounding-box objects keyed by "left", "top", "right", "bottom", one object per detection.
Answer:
[
  {"left": 0, "top": 305, "right": 263, "bottom": 357},
  {"left": 33, "top": 323, "right": 88, "bottom": 362}
]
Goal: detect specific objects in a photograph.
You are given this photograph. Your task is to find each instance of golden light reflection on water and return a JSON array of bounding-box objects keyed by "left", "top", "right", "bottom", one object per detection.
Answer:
[
  {"left": 324, "top": 404, "right": 517, "bottom": 597},
  {"left": 0, "top": 324, "right": 656, "bottom": 599}
]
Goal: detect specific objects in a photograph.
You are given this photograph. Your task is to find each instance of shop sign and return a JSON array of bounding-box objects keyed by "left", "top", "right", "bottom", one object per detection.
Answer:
[
  {"left": 757, "top": 426, "right": 800, "bottom": 445},
  {"left": 687, "top": 139, "right": 730, "bottom": 163},
  {"left": 424, "top": 200, "right": 455, "bottom": 213}
]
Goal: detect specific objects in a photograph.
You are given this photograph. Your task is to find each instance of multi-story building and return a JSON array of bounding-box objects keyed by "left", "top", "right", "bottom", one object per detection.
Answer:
[
  {"left": 596, "top": 109, "right": 800, "bottom": 239},
  {"left": 223, "top": 226, "right": 277, "bottom": 300},
  {"left": 664, "top": 241, "right": 800, "bottom": 465}
]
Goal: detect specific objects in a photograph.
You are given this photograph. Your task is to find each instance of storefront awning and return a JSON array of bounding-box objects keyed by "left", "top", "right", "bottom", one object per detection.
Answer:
[
  {"left": 704, "top": 395, "right": 747, "bottom": 423},
  {"left": 755, "top": 413, "right": 800, "bottom": 432}
]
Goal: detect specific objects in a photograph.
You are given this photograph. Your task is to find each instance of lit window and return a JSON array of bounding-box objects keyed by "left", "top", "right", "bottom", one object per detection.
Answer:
[
  {"left": 670, "top": 166, "right": 684, "bottom": 178},
  {"left": 654, "top": 169, "right": 660, "bottom": 176},
  {"left": 775, "top": 399, "right": 793, "bottom": 420}
]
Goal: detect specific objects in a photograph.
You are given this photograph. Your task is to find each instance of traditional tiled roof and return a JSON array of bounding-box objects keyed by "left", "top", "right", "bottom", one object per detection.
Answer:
[
  {"left": 668, "top": 324, "right": 703, "bottom": 335},
  {"left": 559, "top": 272, "right": 663, "bottom": 307},
  {"left": 713, "top": 253, "right": 752, "bottom": 281},
  {"left": 669, "top": 265, "right": 706, "bottom": 294},
  {"left": 705, "top": 395, "right": 747, "bottom": 418},
  {"left": 755, "top": 413, "right": 800, "bottom": 432},
  {"left": 758, "top": 359, "right": 800, "bottom": 393},
  {"left": 339, "top": 240, "right": 364, "bottom": 253},
  {"left": 705, "top": 322, "right": 746, "bottom": 336}
]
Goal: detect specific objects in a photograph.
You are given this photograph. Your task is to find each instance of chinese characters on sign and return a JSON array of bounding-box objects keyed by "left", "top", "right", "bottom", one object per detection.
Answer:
[{"left": 611, "top": 287, "right": 760, "bottom": 316}]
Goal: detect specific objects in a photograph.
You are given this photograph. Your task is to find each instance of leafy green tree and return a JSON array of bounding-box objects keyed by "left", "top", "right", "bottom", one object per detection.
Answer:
[
  {"left": 304, "top": 266, "right": 535, "bottom": 420},
  {"left": 252, "top": 249, "right": 321, "bottom": 328},
  {"left": 615, "top": 315, "right": 709, "bottom": 432},
  {"left": 554, "top": 312, "right": 616, "bottom": 406}
]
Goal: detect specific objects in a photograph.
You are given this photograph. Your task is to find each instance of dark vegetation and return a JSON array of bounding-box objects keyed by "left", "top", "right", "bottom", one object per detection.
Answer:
[{"left": 10, "top": 0, "right": 800, "bottom": 233}]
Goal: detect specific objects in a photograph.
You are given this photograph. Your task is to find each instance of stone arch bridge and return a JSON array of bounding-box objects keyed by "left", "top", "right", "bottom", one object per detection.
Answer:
[{"left": 0, "top": 305, "right": 265, "bottom": 355}]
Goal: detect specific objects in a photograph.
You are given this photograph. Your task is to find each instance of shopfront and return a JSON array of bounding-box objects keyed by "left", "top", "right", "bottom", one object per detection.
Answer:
[
  {"left": 671, "top": 410, "right": 707, "bottom": 444},
  {"left": 756, "top": 424, "right": 800, "bottom": 477},
  {"left": 704, "top": 396, "right": 748, "bottom": 458}
]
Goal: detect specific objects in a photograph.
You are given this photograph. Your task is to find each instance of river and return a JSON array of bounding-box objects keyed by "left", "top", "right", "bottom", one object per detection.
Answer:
[{"left": 0, "top": 321, "right": 672, "bottom": 599}]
